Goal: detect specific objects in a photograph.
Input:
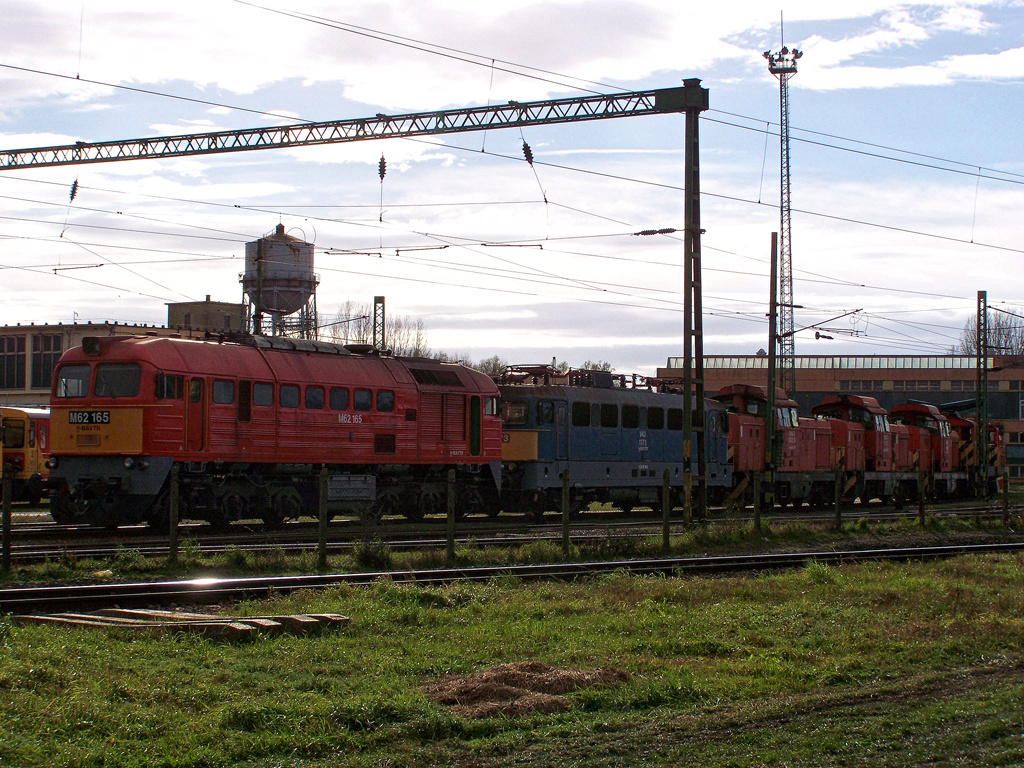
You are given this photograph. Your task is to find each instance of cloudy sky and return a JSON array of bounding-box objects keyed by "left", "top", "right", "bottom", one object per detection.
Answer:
[{"left": 1, "top": 1, "right": 1022, "bottom": 374}]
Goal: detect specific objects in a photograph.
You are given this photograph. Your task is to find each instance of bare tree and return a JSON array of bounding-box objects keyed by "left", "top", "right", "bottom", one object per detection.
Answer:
[
  {"left": 957, "top": 309, "right": 1024, "bottom": 355},
  {"left": 580, "top": 359, "right": 614, "bottom": 372},
  {"left": 324, "top": 301, "right": 431, "bottom": 357}
]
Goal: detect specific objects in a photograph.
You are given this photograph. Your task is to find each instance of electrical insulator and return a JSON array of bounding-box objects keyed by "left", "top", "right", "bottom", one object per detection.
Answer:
[
  {"left": 69, "top": 178, "right": 79, "bottom": 203},
  {"left": 522, "top": 141, "right": 534, "bottom": 165},
  {"left": 378, "top": 156, "right": 386, "bottom": 181}
]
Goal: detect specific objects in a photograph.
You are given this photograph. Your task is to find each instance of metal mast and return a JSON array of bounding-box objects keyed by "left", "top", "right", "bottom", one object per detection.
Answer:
[{"left": 764, "top": 44, "right": 802, "bottom": 394}]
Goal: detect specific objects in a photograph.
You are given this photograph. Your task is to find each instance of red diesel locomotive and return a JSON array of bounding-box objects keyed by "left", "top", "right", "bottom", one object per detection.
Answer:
[
  {"left": 47, "top": 335, "right": 501, "bottom": 527},
  {"left": 715, "top": 386, "right": 1004, "bottom": 506}
]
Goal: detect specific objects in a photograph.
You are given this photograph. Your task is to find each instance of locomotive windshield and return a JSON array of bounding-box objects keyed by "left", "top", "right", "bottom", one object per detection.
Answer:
[
  {"left": 54, "top": 364, "right": 90, "bottom": 398},
  {"left": 94, "top": 363, "right": 141, "bottom": 398}
]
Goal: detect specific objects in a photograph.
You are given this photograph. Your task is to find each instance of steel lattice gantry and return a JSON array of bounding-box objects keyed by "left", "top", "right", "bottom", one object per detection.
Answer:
[
  {"left": 1, "top": 79, "right": 711, "bottom": 516},
  {"left": 0, "top": 85, "right": 707, "bottom": 170}
]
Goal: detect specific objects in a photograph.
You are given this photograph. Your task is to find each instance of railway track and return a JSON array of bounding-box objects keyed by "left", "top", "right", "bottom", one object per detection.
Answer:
[
  {"left": 5, "top": 501, "right": 1020, "bottom": 564},
  {"left": 4, "top": 541, "right": 1023, "bottom": 615}
]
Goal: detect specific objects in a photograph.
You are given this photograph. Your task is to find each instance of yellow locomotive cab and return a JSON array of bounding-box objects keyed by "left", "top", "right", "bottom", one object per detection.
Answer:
[{"left": 50, "top": 407, "right": 145, "bottom": 454}]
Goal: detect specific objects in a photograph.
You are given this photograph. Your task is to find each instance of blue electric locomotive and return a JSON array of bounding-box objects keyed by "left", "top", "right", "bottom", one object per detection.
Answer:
[{"left": 497, "top": 365, "right": 731, "bottom": 516}]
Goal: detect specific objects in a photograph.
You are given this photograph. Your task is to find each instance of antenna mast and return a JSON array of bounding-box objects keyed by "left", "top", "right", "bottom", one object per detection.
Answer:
[{"left": 764, "top": 31, "right": 802, "bottom": 394}]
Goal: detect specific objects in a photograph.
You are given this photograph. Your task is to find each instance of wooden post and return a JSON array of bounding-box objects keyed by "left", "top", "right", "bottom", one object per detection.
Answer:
[
  {"left": 918, "top": 472, "right": 926, "bottom": 526},
  {"left": 561, "top": 469, "right": 571, "bottom": 556},
  {"left": 752, "top": 471, "right": 762, "bottom": 534},
  {"left": 834, "top": 466, "right": 842, "bottom": 529},
  {"left": 2, "top": 466, "right": 11, "bottom": 572},
  {"left": 662, "top": 468, "right": 671, "bottom": 550},
  {"left": 168, "top": 465, "right": 180, "bottom": 564},
  {"left": 446, "top": 469, "right": 456, "bottom": 566},
  {"left": 1003, "top": 470, "right": 1010, "bottom": 528},
  {"left": 318, "top": 467, "right": 329, "bottom": 570}
]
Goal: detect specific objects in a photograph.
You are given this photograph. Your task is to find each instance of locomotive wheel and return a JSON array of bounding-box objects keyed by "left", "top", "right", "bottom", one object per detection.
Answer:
[
  {"left": 145, "top": 489, "right": 171, "bottom": 532},
  {"left": 49, "top": 492, "right": 81, "bottom": 524}
]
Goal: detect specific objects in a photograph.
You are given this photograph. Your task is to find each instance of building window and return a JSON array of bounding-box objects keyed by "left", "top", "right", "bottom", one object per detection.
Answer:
[
  {"left": 1, "top": 335, "right": 26, "bottom": 389},
  {"left": 31, "top": 333, "right": 62, "bottom": 389}
]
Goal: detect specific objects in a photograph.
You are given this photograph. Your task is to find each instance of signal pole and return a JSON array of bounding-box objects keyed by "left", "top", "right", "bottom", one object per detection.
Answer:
[{"left": 764, "top": 42, "right": 802, "bottom": 395}]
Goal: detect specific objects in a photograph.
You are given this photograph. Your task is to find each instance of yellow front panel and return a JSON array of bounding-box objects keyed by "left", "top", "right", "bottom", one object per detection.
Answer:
[
  {"left": 51, "top": 408, "right": 145, "bottom": 454},
  {"left": 502, "top": 430, "right": 539, "bottom": 462}
]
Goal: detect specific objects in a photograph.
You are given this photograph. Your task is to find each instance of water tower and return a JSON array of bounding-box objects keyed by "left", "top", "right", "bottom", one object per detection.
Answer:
[{"left": 241, "top": 224, "right": 320, "bottom": 338}]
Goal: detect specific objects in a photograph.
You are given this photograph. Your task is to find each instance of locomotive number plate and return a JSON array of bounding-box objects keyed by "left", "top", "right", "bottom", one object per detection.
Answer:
[{"left": 68, "top": 411, "right": 111, "bottom": 424}]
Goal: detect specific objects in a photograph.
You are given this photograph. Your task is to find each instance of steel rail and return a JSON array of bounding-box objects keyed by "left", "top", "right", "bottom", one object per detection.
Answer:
[{"left": 5, "top": 541, "right": 1023, "bottom": 614}]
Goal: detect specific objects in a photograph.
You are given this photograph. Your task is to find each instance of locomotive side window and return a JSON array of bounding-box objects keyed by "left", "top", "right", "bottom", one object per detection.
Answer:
[
  {"left": 155, "top": 372, "right": 184, "bottom": 400},
  {"left": 212, "top": 380, "right": 234, "bottom": 405},
  {"left": 622, "top": 404, "right": 639, "bottom": 429},
  {"left": 354, "top": 389, "right": 372, "bottom": 412},
  {"left": 485, "top": 397, "right": 498, "bottom": 416},
  {"left": 600, "top": 403, "right": 618, "bottom": 428},
  {"left": 647, "top": 407, "right": 664, "bottom": 430},
  {"left": 377, "top": 391, "right": 394, "bottom": 412},
  {"left": 305, "top": 386, "right": 325, "bottom": 410},
  {"left": 189, "top": 380, "right": 203, "bottom": 403},
  {"left": 667, "top": 408, "right": 683, "bottom": 430},
  {"left": 504, "top": 401, "right": 529, "bottom": 426},
  {"left": 536, "top": 401, "right": 554, "bottom": 424},
  {"left": 571, "top": 401, "right": 591, "bottom": 427},
  {"left": 253, "top": 382, "right": 274, "bottom": 407},
  {"left": 329, "top": 387, "right": 348, "bottom": 411},
  {"left": 280, "top": 384, "right": 300, "bottom": 408},
  {"left": 54, "top": 364, "right": 90, "bottom": 398},
  {"left": 94, "top": 363, "right": 141, "bottom": 398}
]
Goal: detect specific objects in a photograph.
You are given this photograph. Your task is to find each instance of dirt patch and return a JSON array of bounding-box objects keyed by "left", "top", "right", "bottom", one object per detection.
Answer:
[{"left": 421, "top": 661, "right": 629, "bottom": 718}]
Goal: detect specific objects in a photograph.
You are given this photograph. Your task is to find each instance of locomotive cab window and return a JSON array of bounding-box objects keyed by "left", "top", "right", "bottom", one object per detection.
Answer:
[
  {"left": 212, "top": 380, "right": 234, "bottom": 405},
  {"left": 504, "top": 400, "right": 529, "bottom": 426},
  {"left": 329, "top": 387, "right": 348, "bottom": 411},
  {"left": 253, "top": 382, "right": 274, "bottom": 407},
  {"left": 54, "top": 364, "right": 90, "bottom": 398},
  {"left": 354, "top": 389, "right": 372, "bottom": 412},
  {"left": 485, "top": 397, "right": 498, "bottom": 416},
  {"left": 94, "top": 363, "right": 141, "bottom": 398},
  {"left": 280, "top": 384, "right": 299, "bottom": 409},
  {"left": 305, "top": 386, "right": 325, "bottom": 410},
  {"left": 377, "top": 390, "right": 394, "bottom": 412},
  {"left": 2, "top": 419, "right": 24, "bottom": 449},
  {"left": 536, "top": 401, "right": 554, "bottom": 425}
]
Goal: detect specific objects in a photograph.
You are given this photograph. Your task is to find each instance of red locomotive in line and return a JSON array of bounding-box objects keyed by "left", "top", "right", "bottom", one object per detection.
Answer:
[
  {"left": 47, "top": 334, "right": 501, "bottom": 527},
  {"left": 713, "top": 385, "right": 1005, "bottom": 507},
  {"left": 44, "top": 333, "right": 1005, "bottom": 528}
]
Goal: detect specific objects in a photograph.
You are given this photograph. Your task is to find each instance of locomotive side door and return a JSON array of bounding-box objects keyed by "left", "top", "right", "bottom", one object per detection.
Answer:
[{"left": 186, "top": 378, "right": 205, "bottom": 452}]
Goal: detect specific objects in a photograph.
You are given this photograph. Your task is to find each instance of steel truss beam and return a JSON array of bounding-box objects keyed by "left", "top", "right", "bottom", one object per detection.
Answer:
[{"left": 0, "top": 85, "right": 707, "bottom": 171}]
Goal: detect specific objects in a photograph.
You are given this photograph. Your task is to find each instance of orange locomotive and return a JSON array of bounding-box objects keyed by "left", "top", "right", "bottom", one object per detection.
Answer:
[
  {"left": 1, "top": 406, "right": 50, "bottom": 505},
  {"left": 47, "top": 335, "right": 501, "bottom": 527},
  {"left": 716, "top": 387, "right": 998, "bottom": 506}
]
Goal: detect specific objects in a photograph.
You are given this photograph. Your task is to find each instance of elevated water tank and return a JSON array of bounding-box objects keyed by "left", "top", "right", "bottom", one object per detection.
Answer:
[{"left": 242, "top": 224, "right": 317, "bottom": 316}]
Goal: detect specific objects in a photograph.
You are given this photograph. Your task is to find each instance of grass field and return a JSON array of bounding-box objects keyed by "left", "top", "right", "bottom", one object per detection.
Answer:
[{"left": 3, "top": 544, "right": 1024, "bottom": 767}]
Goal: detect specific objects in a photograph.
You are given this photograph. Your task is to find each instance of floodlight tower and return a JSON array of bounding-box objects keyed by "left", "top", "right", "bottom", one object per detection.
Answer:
[{"left": 764, "top": 43, "right": 802, "bottom": 394}]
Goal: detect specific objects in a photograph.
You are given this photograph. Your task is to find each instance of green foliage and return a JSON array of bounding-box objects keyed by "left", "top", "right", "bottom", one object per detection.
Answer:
[{"left": 353, "top": 537, "right": 393, "bottom": 570}]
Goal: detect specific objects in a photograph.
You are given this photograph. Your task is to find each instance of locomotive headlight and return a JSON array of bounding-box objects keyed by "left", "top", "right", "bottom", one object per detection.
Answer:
[
  {"left": 46, "top": 457, "right": 58, "bottom": 470},
  {"left": 123, "top": 457, "right": 135, "bottom": 469}
]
